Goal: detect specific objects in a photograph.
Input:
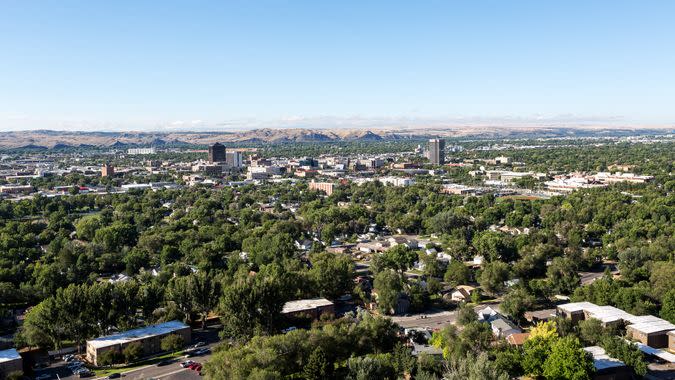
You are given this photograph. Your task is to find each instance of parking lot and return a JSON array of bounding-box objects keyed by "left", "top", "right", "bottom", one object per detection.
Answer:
[{"left": 31, "top": 328, "right": 220, "bottom": 380}]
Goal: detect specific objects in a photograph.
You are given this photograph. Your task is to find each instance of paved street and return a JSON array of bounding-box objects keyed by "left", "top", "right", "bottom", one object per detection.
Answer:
[
  {"left": 103, "top": 351, "right": 212, "bottom": 380},
  {"left": 390, "top": 310, "right": 457, "bottom": 330}
]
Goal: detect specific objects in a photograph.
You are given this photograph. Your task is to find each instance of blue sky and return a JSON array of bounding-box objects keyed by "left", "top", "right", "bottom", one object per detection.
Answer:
[{"left": 1, "top": 1, "right": 674, "bottom": 131}]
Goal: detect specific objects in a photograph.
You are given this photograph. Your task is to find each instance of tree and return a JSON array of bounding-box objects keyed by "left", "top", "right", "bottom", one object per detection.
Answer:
[
  {"left": 459, "top": 321, "right": 493, "bottom": 353},
  {"left": 456, "top": 303, "right": 478, "bottom": 326},
  {"left": 98, "top": 350, "right": 123, "bottom": 367},
  {"left": 219, "top": 271, "right": 285, "bottom": 340},
  {"left": 546, "top": 257, "right": 580, "bottom": 295},
  {"left": 661, "top": 289, "right": 675, "bottom": 323},
  {"left": 372, "top": 245, "right": 417, "bottom": 274},
  {"left": 600, "top": 335, "right": 647, "bottom": 377},
  {"left": 161, "top": 334, "right": 184, "bottom": 352},
  {"left": 492, "top": 344, "right": 524, "bottom": 378},
  {"left": 523, "top": 321, "right": 559, "bottom": 377},
  {"left": 21, "top": 298, "right": 65, "bottom": 349},
  {"left": 425, "top": 211, "right": 471, "bottom": 235},
  {"left": 500, "top": 287, "right": 535, "bottom": 323},
  {"left": 373, "top": 270, "right": 403, "bottom": 315},
  {"left": 346, "top": 355, "right": 395, "bottom": 380},
  {"left": 123, "top": 342, "right": 144, "bottom": 363},
  {"left": 304, "top": 347, "right": 330, "bottom": 380},
  {"left": 650, "top": 261, "right": 675, "bottom": 301},
  {"left": 75, "top": 215, "right": 102, "bottom": 241},
  {"left": 190, "top": 272, "right": 223, "bottom": 329},
  {"left": 542, "top": 336, "right": 594, "bottom": 380},
  {"left": 391, "top": 343, "right": 415, "bottom": 378},
  {"left": 443, "top": 352, "right": 509, "bottom": 380},
  {"left": 578, "top": 318, "right": 606, "bottom": 346},
  {"left": 478, "top": 261, "right": 510, "bottom": 296},
  {"left": 472, "top": 231, "right": 516, "bottom": 263},
  {"left": 418, "top": 252, "right": 443, "bottom": 278},
  {"left": 444, "top": 260, "right": 471, "bottom": 286},
  {"left": 309, "top": 252, "right": 355, "bottom": 299}
]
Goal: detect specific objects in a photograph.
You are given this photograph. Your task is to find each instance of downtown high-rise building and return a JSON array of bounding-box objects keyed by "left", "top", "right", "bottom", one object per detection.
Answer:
[
  {"left": 208, "top": 142, "right": 226, "bottom": 163},
  {"left": 427, "top": 138, "right": 446, "bottom": 165}
]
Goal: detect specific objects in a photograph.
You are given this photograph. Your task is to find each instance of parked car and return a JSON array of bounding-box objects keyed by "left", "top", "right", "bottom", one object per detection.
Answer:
[
  {"left": 78, "top": 370, "right": 94, "bottom": 378},
  {"left": 187, "top": 362, "right": 201, "bottom": 370},
  {"left": 187, "top": 348, "right": 209, "bottom": 357},
  {"left": 108, "top": 373, "right": 121, "bottom": 379},
  {"left": 192, "top": 364, "right": 202, "bottom": 372},
  {"left": 191, "top": 341, "right": 206, "bottom": 348},
  {"left": 180, "top": 360, "right": 195, "bottom": 368},
  {"left": 35, "top": 374, "right": 52, "bottom": 380},
  {"left": 69, "top": 363, "right": 85, "bottom": 371}
]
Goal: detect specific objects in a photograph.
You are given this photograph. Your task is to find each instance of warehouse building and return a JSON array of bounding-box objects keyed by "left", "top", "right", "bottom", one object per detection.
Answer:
[
  {"left": 86, "top": 321, "right": 191, "bottom": 366},
  {"left": 281, "top": 298, "right": 334, "bottom": 319},
  {"left": 0, "top": 348, "right": 23, "bottom": 378}
]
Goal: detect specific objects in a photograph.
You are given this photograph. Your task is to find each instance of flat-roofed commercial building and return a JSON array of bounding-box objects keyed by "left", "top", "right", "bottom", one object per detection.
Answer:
[
  {"left": 86, "top": 321, "right": 191, "bottom": 365},
  {"left": 0, "top": 348, "right": 23, "bottom": 377},
  {"left": 309, "top": 181, "right": 335, "bottom": 196},
  {"left": 626, "top": 319, "right": 675, "bottom": 348},
  {"left": 558, "top": 302, "right": 675, "bottom": 348},
  {"left": 557, "top": 302, "right": 597, "bottom": 323},
  {"left": 281, "top": 298, "right": 334, "bottom": 319}
]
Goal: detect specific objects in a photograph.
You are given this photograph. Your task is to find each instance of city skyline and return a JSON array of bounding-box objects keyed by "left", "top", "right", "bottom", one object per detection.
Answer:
[{"left": 2, "top": 1, "right": 675, "bottom": 131}]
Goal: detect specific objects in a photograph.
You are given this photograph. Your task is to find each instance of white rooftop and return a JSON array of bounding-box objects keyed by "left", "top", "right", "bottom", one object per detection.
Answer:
[
  {"left": 0, "top": 348, "right": 21, "bottom": 363},
  {"left": 628, "top": 319, "right": 675, "bottom": 334},
  {"left": 557, "top": 301, "right": 597, "bottom": 313},
  {"left": 559, "top": 302, "right": 675, "bottom": 337},
  {"left": 584, "top": 305, "right": 633, "bottom": 323},
  {"left": 583, "top": 346, "right": 626, "bottom": 371},
  {"left": 87, "top": 321, "right": 189, "bottom": 349},
  {"left": 281, "top": 298, "right": 334, "bottom": 314},
  {"left": 630, "top": 340, "right": 675, "bottom": 363}
]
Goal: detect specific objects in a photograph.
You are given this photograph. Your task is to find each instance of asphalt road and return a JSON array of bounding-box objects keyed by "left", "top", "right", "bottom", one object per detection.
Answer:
[
  {"left": 103, "top": 351, "right": 213, "bottom": 380},
  {"left": 390, "top": 310, "right": 457, "bottom": 330}
]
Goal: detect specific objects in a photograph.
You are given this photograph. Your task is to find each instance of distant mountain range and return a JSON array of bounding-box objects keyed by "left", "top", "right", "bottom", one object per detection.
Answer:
[{"left": 0, "top": 126, "right": 671, "bottom": 149}]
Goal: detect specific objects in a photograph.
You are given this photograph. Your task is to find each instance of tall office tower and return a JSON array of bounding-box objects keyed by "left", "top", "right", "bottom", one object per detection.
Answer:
[
  {"left": 208, "top": 142, "right": 226, "bottom": 163},
  {"left": 101, "top": 163, "right": 115, "bottom": 177},
  {"left": 427, "top": 138, "right": 446, "bottom": 165},
  {"left": 225, "top": 151, "right": 243, "bottom": 168}
]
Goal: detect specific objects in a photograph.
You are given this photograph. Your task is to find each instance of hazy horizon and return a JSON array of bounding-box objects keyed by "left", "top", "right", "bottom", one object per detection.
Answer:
[{"left": 2, "top": 1, "right": 675, "bottom": 131}]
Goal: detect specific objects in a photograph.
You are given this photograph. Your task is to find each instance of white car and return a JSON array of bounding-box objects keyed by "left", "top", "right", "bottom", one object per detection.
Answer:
[{"left": 180, "top": 360, "right": 195, "bottom": 368}]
